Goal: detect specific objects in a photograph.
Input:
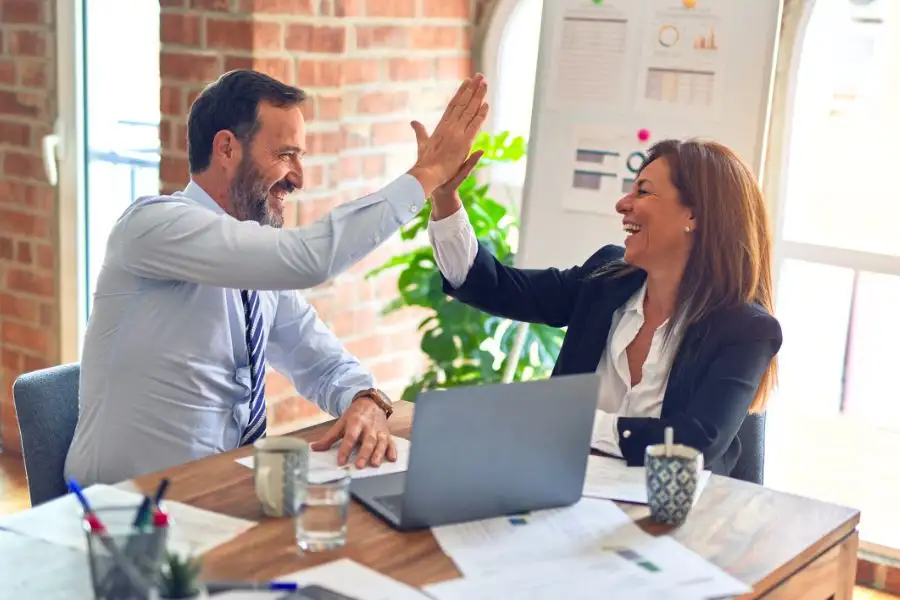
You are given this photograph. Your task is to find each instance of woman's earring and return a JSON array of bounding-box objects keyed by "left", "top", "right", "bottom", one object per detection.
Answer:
[{"left": 684, "top": 226, "right": 692, "bottom": 233}]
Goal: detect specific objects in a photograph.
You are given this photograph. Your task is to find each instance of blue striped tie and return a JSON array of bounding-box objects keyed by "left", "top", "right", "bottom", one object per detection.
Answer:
[{"left": 240, "top": 289, "right": 267, "bottom": 446}]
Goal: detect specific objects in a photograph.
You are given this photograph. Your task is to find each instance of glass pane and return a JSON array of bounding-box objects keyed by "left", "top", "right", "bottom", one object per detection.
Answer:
[
  {"left": 492, "top": 0, "right": 543, "bottom": 186},
  {"left": 781, "top": 0, "right": 899, "bottom": 255},
  {"left": 83, "top": 1, "right": 161, "bottom": 315}
]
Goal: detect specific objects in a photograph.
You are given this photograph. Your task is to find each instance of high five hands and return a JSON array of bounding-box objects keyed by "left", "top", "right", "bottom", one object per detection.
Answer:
[{"left": 407, "top": 73, "right": 489, "bottom": 199}]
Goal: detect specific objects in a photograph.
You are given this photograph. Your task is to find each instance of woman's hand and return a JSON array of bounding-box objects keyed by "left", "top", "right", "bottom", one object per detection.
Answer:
[{"left": 430, "top": 149, "right": 483, "bottom": 220}]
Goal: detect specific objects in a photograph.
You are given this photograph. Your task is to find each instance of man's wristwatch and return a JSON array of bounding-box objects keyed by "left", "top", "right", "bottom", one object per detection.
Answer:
[{"left": 351, "top": 387, "right": 393, "bottom": 419}]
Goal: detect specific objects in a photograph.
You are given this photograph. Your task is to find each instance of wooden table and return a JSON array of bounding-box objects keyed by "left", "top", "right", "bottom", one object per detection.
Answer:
[{"left": 121, "top": 401, "right": 860, "bottom": 599}]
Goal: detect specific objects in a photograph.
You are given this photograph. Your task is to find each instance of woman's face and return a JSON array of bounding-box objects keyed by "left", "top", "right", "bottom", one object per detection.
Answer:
[{"left": 615, "top": 157, "right": 694, "bottom": 272}]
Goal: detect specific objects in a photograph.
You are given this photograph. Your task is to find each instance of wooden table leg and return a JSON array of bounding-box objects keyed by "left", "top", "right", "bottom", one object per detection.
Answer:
[{"left": 834, "top": 530, "right": 859, "bottom": 600}]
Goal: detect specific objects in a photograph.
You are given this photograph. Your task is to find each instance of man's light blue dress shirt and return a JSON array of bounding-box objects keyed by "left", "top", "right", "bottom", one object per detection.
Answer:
[{"left": 64, "top": 174, "right": 425, "bottom": 485}]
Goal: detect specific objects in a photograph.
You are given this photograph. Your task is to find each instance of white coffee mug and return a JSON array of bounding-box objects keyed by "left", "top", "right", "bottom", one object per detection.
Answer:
[{"left": 253, "top": 437, "right": 308, "bottom": 517}]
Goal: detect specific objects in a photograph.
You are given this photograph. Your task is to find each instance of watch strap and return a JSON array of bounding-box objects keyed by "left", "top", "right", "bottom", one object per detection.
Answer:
[{"left": 351, "top": 387, "right": 393, "bottom": 419}]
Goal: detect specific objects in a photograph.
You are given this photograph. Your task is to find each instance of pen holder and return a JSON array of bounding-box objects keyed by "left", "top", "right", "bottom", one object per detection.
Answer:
[{"left": 83, "top": 506, "right": 168, "bottom": 600}]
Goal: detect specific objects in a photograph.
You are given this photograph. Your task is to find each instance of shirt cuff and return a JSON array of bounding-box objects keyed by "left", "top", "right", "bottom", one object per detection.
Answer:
[
  {"left": 427, "top": 204, "right": 471, "bottom": 240},
  {"left": 590, "top": 410, "right": 622, "bottom": 458},
  {"left": 383, "top": 174, "right": 427, "bottom": 224}
]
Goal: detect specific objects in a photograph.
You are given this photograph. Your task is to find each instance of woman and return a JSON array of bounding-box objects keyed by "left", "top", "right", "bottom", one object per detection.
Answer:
[{"left": 426, "top": 138, "right": 782, "bottom": 478}]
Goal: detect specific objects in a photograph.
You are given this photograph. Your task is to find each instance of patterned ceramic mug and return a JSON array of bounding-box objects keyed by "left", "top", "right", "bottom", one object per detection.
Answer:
[{"left": 645, "top": 429, "right": 703, "bottom": 525}]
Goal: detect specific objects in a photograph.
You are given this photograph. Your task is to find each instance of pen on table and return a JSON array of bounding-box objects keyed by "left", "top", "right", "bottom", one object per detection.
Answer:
[
  {"left": 132, "top": 496, "right": 152, "bottom": 528},
  {"left": 204, "top": 581, "right": 299, "bottom": 594}
]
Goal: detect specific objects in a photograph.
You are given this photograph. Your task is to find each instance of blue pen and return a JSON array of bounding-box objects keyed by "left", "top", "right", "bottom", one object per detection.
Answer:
[
  {"left": 66, "top": 479, "right": 94, "bottom": 514},
  {"left": 205, "top": 581, "right": 299, "bottom": 594},
  {"left": 152, "top": 477, "right": 170, "bottom": 508}
]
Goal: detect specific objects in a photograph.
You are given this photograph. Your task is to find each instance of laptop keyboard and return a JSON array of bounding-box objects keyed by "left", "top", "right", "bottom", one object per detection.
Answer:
[{"left": 374, "top": 493, "right": 404, "bottom": 515}]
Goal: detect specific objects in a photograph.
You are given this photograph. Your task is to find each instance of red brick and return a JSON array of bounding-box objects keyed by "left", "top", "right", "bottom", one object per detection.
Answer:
[
  {"left": 5, "top": 268, "right": 53, "bottom": 297},
  {"left": 436, "top": 56, "right": 471, "bottom": 79},
  {"left": 345, "top": 334, "right": 388, "bottom": 358},
  {"left": 387, "top": 58, "right": 433, "bottom": 81},
  {"left": 239, "top": 0, "right": 314, "bottom": 13},
  {"left": 362, "top": 154, "right": 385, "bottom": 178},
  {"left": 333, "top": 0, "right": 361, "bottom": 16},
  {"left": 0, "top": 0, "right": 44, "bottom": 24},
  {"left": 0, "top": 120, "right": 31, "bottom": 146},
  {"left": 420, "top": 0, "right": 469, "bottom": 18},
  {"left": 160, "top": 52, "right": 222, "bottom": 83},
  {"left": 1, "top": 321, "right": 48, "bottom": 355},
  {"left": 0, "top": 236, "right": 14, "bottom": 260},
  {"left": 15, "top": 241, "right": 32, "bottom": 264},
  {"left": 356, "top": 90, "right": 408, "bottom": 114},
  {"left": 7, "top": 30, "right": 46, "bottom": 56},
  {"left": 160, "top": 0, "right": 187, "bottom": 6},
  {"left": 206, "top": 19, "right": 282, "bottom": 52},
  {"left": 301, "top": 164, "right": 325, "bottom": 189},
  {"left": 355, "top": 26, "right": 408, "bottom": 50},
  {"left": 3, "top": 151, "right": 45, "bottom": 181},
  {"left": 342, "top": 59, "right": 381, "bottom": 85},
  {"left": 223, "top": 56, "right": 293, "bottom": 83},
  {"left": 161, "top": 13, "right": 202, "bottom": 47},
  {"left": 307, "top": 131, "right": 343, "bottom": 155},
  {"left": 159, "top": 155, "right": 190, "bottom": 188},
  {"left": 338, "top": 156, "right": 360, "bottom": 179},
  {"left": 366, "top": 0, "right": 415, "bottom": 18},
  {"left": 35, "top": 243, "right": 52, "bottom": 270},
  {"left": 313, "top": 95, "right": 342, "bottom": 121},
  {"left": 19, "top": 60, "right": 47, "bottom": 88},
  {"left": 296, "top": 60, "right": 342, "bottom": 88},
  {"left": 0, "top": 207, "right": 49, "bottom": 239},
  {"left": 160, "top": 85, "right": 184, "bottom": 116},
  {"left": 285, "top": 24, "right": 347, "bottom": 53},
  {"left": 411, "top": 26, "right": 460, "bottom": 50},
  {"left": 190, "top": 0, "right": 234, "bottom": 10},
  {"left": 0, "top": 90, "right": 42, "bottom": 118},
  {"left": 0, "top": 292, "right": 38, "bottom": 322},
  {"left": 0, "top": 60, "right": 16, "bottom": 85}
]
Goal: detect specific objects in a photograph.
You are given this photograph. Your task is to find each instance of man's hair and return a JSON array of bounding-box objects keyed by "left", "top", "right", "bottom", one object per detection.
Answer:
[{"left": 187, "top": 69, "right": 306, "bottom": 173}]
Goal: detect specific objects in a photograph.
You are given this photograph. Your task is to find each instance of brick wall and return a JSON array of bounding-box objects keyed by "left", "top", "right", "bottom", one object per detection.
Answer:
[
  {"left": 0, "top": 0, "right": 58, "bottom": 453},
  {"left": 158, "top": 0, "right": 475, "bottom": 431}
]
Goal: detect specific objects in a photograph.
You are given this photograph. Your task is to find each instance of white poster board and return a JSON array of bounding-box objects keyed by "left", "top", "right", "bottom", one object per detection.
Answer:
[{"left": 516, "top": 0, "right": 783, "bottom": 270}]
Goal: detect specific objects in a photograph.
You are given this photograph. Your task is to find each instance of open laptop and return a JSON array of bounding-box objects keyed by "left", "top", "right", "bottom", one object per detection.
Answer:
[{"left": 350, "top": 373, "right": 600, "bottom": 531}]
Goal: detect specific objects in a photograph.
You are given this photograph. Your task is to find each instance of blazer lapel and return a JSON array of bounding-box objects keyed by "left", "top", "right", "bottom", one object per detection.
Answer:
[{"left": 571, "top": 270, "right": 647, "bottom": 373}]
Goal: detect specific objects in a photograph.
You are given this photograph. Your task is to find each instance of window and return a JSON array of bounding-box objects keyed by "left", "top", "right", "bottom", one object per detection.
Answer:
[{"left": 483, "top": 0, "right": 543, "bottom": 204}]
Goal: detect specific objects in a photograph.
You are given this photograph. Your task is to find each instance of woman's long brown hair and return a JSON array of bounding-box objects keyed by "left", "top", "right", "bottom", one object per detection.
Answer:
[{"left": 606, "top": 139, "right": 778, "bottom": 413}]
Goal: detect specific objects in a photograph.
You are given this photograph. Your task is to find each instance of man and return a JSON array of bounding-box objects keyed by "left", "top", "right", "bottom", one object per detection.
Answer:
[{"left": 65, "top": 69, "right": 488, "bottom": 485}]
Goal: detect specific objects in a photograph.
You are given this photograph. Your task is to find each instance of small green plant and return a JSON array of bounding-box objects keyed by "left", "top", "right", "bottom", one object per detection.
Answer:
[
  {"left": 367, "top": 131, "right": 565, "bottom": 400},
  {"left": 158, "top": 550, "right": 204, "bottom": 599}
]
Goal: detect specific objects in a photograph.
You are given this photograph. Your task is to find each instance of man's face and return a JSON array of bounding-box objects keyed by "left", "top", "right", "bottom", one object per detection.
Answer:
[{"left": 229, "top": 101, "right": 306, "bottom": 228}]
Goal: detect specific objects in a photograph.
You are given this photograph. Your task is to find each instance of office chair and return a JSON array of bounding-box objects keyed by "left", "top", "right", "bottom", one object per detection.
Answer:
[
  {"left": 12, "top": 363, "right": 81, "bottom": 506},
  {"left": 730, "top": 413, "right": 766, "bottom": 485}
]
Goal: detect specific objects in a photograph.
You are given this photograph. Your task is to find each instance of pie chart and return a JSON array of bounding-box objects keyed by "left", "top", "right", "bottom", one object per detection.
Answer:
[{"left": 658, "top": 25, "right": 679, "bottom": 48}]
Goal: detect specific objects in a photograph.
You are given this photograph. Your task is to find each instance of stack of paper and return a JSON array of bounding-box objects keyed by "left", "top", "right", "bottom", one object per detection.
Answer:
[
  {"left": 428, "top": 498, "right": 750, "bottom": 599},
  {"left": 236, "top": 435, "right": 410, "bottom": 480},
  {"left": 0, "top": 484, "right": 256, "bottom": 556},
  {"left": 0, "top": 529, "right": 93, "bottom": 599},
  {"left": 212, "top": 558, "right": 430, "bottom": 599},
  {"left": 582, "top": 455, "right": 712, "bottom": 504}
]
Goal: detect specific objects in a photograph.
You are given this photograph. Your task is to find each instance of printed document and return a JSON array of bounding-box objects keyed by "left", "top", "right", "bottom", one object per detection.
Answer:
[
  {"left": 424, "top": 555, "right": 701, "bottom": 600},
  {"left": 236, "top": 435, "right": 410, "bottom": 480},
  {"left": 583, "top": 455, "right": 712, "bottom": 504},
  {"left": 212, "top": 558, "right": 430, "bottom": 599},
  {"left": 0, "top": 484, "right": 255, "bottom": 556},
  {"left": 430, "top": 498, "right": 750, "bottom": 598},
  {"left": 0, "top": 529, "right": 93, "bottom": 599}
]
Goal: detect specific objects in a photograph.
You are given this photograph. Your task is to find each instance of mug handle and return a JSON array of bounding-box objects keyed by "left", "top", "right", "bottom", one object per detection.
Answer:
[{"left": 256, "top": 465, "right": 275, "bottom": 508}]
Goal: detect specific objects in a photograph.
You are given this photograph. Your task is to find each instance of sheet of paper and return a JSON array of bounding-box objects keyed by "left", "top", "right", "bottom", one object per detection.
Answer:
[
  {"left": 211, "top": 558, "right": 430, "bottom": 600},
  {"left": 236, "top": 436, "right": 410, "bottom": 480},
  {"left": 430, "top": 498, "right": 750, "bottom": 598},
  {"left": 582, "top": 455, "right": 712, "bottom": 505},
  {"left": 0, "top": 484, "right": 256, "bottom": 557},
  {"left": 423, "top": 555, "right": 700, "bottom": 600},
  {"left": 0, "top": 529, "right": 93, "bottom": 599}
]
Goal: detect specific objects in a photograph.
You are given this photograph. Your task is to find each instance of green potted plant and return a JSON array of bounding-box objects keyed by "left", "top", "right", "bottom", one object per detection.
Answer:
[
  {"left": 156, "top": 550, "right": 207, "bottom": 599},
  {"left": 367, "top": 131, "right": 565, "bottom": 400}
]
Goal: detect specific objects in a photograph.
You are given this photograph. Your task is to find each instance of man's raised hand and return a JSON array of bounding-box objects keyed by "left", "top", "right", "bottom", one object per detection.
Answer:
[{"left": 407, "top": 74, "right": 489, "bottom": 197}]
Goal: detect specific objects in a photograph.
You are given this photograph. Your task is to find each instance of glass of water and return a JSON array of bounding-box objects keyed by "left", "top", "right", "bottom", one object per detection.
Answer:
[{"left": 295, "top": 463, "right": 351, "bottom": 552}]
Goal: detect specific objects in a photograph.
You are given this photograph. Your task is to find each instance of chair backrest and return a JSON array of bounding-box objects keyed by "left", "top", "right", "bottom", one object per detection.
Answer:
[
  {"left": 12, "top": 363, "right": 81, "bottom": 507},
  {"left": 730, "top": 412, "right": 766, "bottom": 485}
]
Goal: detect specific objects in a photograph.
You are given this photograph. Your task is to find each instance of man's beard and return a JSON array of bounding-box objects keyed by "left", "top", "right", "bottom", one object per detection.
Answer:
[{"left": 229, "top": 154, "right": 284, "bottom": 228}]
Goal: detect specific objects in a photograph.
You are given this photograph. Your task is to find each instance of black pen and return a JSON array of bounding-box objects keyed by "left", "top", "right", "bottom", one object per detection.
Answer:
[{"left": 152, "top": 477, "right": 170, "bottom": 508}]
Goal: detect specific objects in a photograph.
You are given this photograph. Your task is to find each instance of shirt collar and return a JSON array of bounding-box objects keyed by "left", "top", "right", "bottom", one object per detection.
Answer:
[
  {"left": 178, "top": 180, "right": 226, "bottom": 215},
  {"left": 624, "top": 280, "right": 647, "bottom": 317}
]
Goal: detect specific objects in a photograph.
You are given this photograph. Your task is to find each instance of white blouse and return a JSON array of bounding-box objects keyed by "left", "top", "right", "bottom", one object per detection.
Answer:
[{"left": 428, "top": 205, "right": 678, "bottom": 456}]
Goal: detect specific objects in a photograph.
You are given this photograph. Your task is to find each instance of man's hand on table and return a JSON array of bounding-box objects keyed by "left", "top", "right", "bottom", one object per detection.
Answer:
[{"left": 309, "top": 395, "right": 397, "bottom": 469}]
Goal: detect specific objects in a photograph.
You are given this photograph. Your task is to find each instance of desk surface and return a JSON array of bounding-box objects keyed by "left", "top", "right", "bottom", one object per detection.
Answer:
[{"left": 120, "top": 401, "right": 859, "bottom": 598}]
